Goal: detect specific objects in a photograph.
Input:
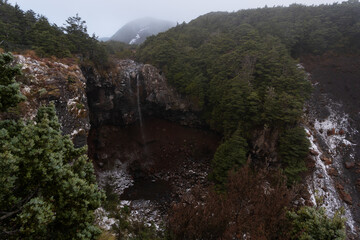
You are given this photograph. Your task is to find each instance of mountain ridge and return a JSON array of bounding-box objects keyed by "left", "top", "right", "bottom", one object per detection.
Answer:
[{"left": 109, "top": 17, "right": 176, "bottom": 45}]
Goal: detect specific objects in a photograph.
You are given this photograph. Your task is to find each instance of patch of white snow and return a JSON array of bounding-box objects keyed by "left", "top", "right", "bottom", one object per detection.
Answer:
[{"left": 129, "top": 34, "right": 141, "bottom": 44}]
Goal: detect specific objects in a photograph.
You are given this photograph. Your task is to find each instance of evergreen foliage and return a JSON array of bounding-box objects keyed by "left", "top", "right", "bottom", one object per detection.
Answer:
[
  {"left": 210, "top": 128, "right": 248, "bottom": 187},
  {"left": 137, "top": 6, "right": 319, "bottom": 184},
  {"left": 101, "top": 41, "right": 136, "bottom": 59},
  {"left": 0, "top": 53, "right": 104, "bottom": 239},
  {"left": 0, "top": 52, "right": 24, "bottom": 111},
  {"left": 278, "top": 126, "right": 310, "bottom": 183},
  {"left": 287, "top": 206, "right": 346, "bottom": 240}
]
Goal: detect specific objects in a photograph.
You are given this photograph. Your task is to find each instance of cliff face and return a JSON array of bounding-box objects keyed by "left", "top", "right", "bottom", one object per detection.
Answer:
[
  {"left": 83, "top": 59, "right": 201, "bottom": 128},
  {"left": 10, "top": 55, "right": 90, "bottom": 147}
]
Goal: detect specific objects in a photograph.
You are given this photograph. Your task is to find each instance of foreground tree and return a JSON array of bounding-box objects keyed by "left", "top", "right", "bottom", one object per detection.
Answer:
[
  {"left": 0, "top": 53, "right": 103, "bottom": 239},
  {"left": 287, "top": 206, "right": 346, "bottom": 240},
  {"left": 0, "top": 53, "right": 24, "bottom": 111}
]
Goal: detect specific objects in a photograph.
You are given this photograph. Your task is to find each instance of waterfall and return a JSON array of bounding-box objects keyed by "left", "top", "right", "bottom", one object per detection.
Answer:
[
  {"left": 136, "top": 74, "right": 147, "bottom": 151},
  {"left": 136, "top": 74, "right": 143, "bottom": 128},
  {"left": 128, "top": 72, "right": 133, "bottom": 95}
]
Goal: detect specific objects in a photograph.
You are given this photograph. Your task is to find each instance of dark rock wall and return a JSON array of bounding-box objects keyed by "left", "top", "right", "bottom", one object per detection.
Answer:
[
  {"left": 83, "top": 59, "right": 218, "bottom": 168},
  {"left": 83, "top": 59, "right": 202, "bottom": 129}
]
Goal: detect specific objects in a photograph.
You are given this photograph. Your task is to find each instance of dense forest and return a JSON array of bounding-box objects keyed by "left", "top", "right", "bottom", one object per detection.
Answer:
[
  {"left": 137, "top": 0, "right": 360, "bottom": 186},
  {"left": 1, "top": 0, "right": 360, "bottom": 239}
]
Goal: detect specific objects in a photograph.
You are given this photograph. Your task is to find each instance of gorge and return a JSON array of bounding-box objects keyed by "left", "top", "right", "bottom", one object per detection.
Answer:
[
  {"left": 11, "top": 53, "right": 360, "bottom": 238},
  {"left": 2, "top": 1, "right": 360, "bottom": 239}
]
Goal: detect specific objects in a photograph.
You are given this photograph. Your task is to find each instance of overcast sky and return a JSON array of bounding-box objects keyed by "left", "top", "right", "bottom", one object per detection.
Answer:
[{"left": 8, "top": 0, "right": 338, "bottom": 38}]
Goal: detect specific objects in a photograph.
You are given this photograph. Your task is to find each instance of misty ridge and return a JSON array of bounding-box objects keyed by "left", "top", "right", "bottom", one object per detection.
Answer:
[{"left": 108, "top": 17, "right": 176, "bottom": 45}]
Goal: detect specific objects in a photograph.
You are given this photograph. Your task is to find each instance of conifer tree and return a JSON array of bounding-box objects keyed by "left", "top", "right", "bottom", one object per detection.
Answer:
[
  {"left": 0, "top": 53, "right": 24, "bottom": 111},
  {"left": 0, "top": 52, "right": 103, "bottom": 240}
]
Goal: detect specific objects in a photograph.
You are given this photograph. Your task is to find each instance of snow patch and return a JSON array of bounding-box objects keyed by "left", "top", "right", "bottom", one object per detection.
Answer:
[
  {"left": 67, "top": 97, "right": 79, "bottom": 107},
  {"left": 306, "top": 127, "right": 356, "bottom": 233},
  {"left": 306, "top": 101, "right": 357, "bottom": 233},
  {"left": 314, "top": 112, "right": 354, "bottom": 151},
  {"left": 119, "top": 200, "right": 163, "bottom": 230},
  {"left": 22, "top": 85, "right": 31, "bottom": 94},
  {"left": 95, "top": 207, "right": 116, "bottom": 231},
  {"left": 129, "top": 34, "right": 141, "bottom": 44},
  {"left": 71, "top": 128, "right": 83, "bottom": 137},
  {"left": 97, "top": 160, "right": 134, "bottom": 196}
]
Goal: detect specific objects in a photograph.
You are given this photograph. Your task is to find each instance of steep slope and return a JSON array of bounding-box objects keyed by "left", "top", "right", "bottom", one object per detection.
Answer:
[
  {"left": 109, "top": 17, "right": 175, "bottom": 44},
  {"left": 302, "top": 54, "right": 360, "bottom": 235}
]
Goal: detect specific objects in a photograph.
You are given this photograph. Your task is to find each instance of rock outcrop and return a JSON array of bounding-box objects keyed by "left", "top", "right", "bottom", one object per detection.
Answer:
[
  {"left": 7, "top": 55, "right": 90, "bottom": 147},
  {"left": 250, "top": 127, "right": 280, "bottom": 167}
]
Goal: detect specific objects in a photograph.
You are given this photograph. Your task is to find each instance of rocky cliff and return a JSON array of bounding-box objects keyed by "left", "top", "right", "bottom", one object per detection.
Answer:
[
  {"left": 83, "top": 59, "right": 201, "bottom": 128},
  {"left": 2, "top": 55, "right": 90, "bottom": 147},
  {"left": 83, "top": 58, "right": 219, "bottom": 183}
]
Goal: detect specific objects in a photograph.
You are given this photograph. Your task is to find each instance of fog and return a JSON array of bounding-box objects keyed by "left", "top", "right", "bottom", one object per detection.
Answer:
[{"left": 8, "top": 0, "right": 338, "bottom": 37}]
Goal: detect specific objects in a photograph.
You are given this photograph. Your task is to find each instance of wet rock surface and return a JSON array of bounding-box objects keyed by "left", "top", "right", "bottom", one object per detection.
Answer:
[
  {"left": 89, "top": 118, "right": 219, "bottom": 193},
  {"left": 83, "top": 59, "right": 201, "bottom": 129},
  {"left": 250, "top": 127, "right": 280, "bottom": 168}
]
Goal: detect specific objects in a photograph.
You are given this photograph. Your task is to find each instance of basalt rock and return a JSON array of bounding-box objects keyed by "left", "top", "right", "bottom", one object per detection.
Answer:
[
  {"left": 250, "top": 127, "right": 279, "bottom": 167},
  {"left": 345, "top": 161, "right": 355, "bottom": 169},
  {"left": 336, "top": 183, "right": 353, "bottom": 205},
  {"left": 83, "top": 59, "right": 201, "bottom": 128}
]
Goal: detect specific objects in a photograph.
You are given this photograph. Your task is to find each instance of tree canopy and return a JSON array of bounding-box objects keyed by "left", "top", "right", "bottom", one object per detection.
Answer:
[{"left": 137, "top": 15, "right": 313, "bottom": 184}]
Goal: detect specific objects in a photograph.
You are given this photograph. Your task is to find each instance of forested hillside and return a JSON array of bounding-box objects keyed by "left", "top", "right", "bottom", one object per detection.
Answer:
[
  {"left": 137, "top": 0, "right": 360, "bottom": 185},
  {"left": 0, "top": 0, "right": 107, "bottom": 64}
]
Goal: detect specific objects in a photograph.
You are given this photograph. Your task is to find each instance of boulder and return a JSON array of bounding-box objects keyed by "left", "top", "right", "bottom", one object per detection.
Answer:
[
  {"left": 327, "top": 167, "right": 338, "bottom": 176},
  {"left": 327, "top": 128, "right": 336, "bottom": 136},
  {"left": 310, "top": 149, "right": 319, "bottom": 156},
  {"left": 320, "top": 155, "right": 332, "bottom": 165},
  {"left": 345, "top": 162, "right": 355, "bottom": 169},
  {"left": 336, "top": 183, "right": 353, "bottom": 205},
  {"left": 338, "top": 129, "right": 345, "bottom": 135}
]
